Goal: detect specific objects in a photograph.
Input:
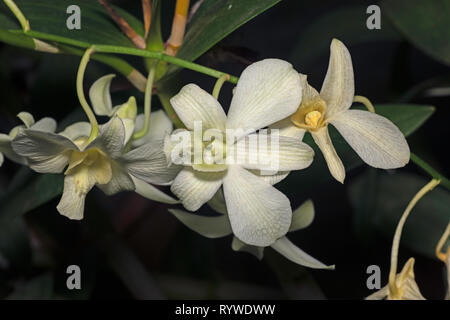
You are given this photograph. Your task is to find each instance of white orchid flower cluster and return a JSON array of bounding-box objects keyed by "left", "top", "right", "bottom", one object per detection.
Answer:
[{"left": 0, "top": 39, "right": 410, "bottom": 270}]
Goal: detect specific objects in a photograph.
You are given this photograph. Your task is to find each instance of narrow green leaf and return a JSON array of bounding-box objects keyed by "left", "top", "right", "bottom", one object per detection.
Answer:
[
  {"left": 382, "top": 0, "right": 450, "bottom": 66},
  {"left": 177, "top": 0, "right": 281, "bottom": 62}
]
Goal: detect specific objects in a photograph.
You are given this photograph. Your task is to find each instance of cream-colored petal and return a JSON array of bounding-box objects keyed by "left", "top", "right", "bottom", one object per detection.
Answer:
[
  {"left": 89, "top": 74, "right": 115, "bottom": 116},
  {"left": 87, "top": 117, "right": 125, "bottom": 158},
  {"left": 171, "top": 167, "right": 224, "bottom": 211},
  {"left": 270, "top": 118, "right": 306, "bottom": 140},
  {"left": 170, "top": 84, "right": 227, "bottom": 131},
  {"left": 0, "top": 133, "right": 27, "bottom": 165},
  {"left": 98, "top": 161, "right": 135, "bottom": 195},
  {"left": 389, "top": 258, "right": 425, "bottom": 300},
  {"left": 311, "top": 127, "right": 345, "bottom": 183},
  {"left": 0, "top": 152, "right": 3, "bottom": 167},
  {"left": 56, "top": 174, "right": 92, "bottom": 220},
  {"left": 12, "top": 129, "right": 76, "bottom": 173},
  {"left": 226, "top": 59, "right": 302, "bottom": 134},
  {"left": 207, "top": 188, "right": 227, "bottom": 214},
  {"left": 132, "top": 176, "right": 179, "bottom": 204},
  {"left": 231, "top": 237, "right": 264, "bottom": 260},
  {"left": 365, "top": 286, "right": 389, "bottom": 300},
  {"left": 132, "top": 110, "right": 173, "bottom": 147},
  {"left": 300, "top": 73, "right": 321, "bottom": 104},
  {"left": 31, "top": 117, "right": 57, "bottom": 133},
  {"left": 17, "top": 112, "right": 35, "bottom": 128},
  {"left": 123, "top": 140, "right": 180, "bottom": 185},
  {"left": 289, "top": 199, "right": 315, "bottom": 232},
  {"left": 169, "top": 209, "right": 232, "bottom": 238},
  {"left": 59, "top": 122, "right": 91, "bottom": 141},
  {"left": 330, "top": 110, "right": 410, "bottom": 169},
  {"left": 271, "top": 236, "right": 334, "bottom": 269},
  {"left": 320, "top": 39, "right": 354, "bottom": 120},
  {"left": 231, "top": 133, "right": 314, "bottom": 171},
  {"left": 223, "top": 165, "right": 291, "bottom": 247},
  {"left": 250, "top": 170, "right": 290, "bottom": 185}
]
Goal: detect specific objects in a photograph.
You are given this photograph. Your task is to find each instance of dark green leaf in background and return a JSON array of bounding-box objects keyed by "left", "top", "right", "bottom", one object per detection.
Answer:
[
  {"left": 349, "top": 171, "right": 450, "bottom": 259},
  {"left": 382, "top": 0, "right": 450, "bottom": 66}
]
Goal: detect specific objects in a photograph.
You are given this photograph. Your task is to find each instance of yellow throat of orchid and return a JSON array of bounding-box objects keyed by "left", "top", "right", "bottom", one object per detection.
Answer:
[
  {"left": 64, "top": 138, "right": 113, "bottom": 194},
  {"left": 290, "top": 97, "right": 327, "bottom": 131}
]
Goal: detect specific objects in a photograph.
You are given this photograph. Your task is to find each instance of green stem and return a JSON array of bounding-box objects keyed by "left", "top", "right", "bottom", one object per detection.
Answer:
[
  {"left": 133, "top": 64, "right": 157, "bottom": 140},
  {"left": 3, "top": 0, "right": 29, "bottom": 31},
  {"left": 77, "top": 47, "right": 99, "bottom": 143},
  {"left": 410, "top": 153, "right": 450, "bottom": 190},
  {"left": 92, "top": 45, "right": 239, "bottom": 84},
  {"left": 212, "top": 74, "right": 230, "bottom": 99}
]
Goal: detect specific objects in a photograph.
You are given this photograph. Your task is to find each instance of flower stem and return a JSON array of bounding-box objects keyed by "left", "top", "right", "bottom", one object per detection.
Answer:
[
  {"left": 77, "top": 46, "right": 99, "bottom": 143},
  {"left": 212, "top": 74, "right": 230, "bottom": 99},
  {"left": 92, "top": 44, "right": 239, "bottom": 84},
  {"left": 3, "top": 0, "right": 30, "bottom": 31},
  {"left": 353, "top": 95, "right": 375, "bottom": 113},
  {"left": 133, "top": 63, "right": 157, "bottom": 140},
  {"left": 410, "top": 152, "right": 450, "bottom": 190},
  {"left": 436, "top": 223, "right": 450, "bottom": 262},
  {"left": 388, "top": 178, "right": 440, "bottom": 296}
]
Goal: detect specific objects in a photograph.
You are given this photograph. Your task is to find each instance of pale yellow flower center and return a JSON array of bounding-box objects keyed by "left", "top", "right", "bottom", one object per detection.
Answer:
[
  {"left": 290, "top": 97, "right": 327, "bottom": 131},
  {"left": 64, "top": 138, "right": 113, "bottom": 194}
]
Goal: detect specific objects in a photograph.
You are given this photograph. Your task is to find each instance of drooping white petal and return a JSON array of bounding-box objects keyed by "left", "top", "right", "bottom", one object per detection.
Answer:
[
  {"left": 311, "top": 127, "right": 345, "bottom": 183},
  {"left": 170, "top": 84, "right": 227, "bottom": 131},
  {"left": 89, "top": 74, "right": 115, "bottom": 116},
  {"left": 168, "top": 209, "right": 232, "bottom": 238},
  {"left": 132, "top": 176, "right": 179, "bottom": 204},
  {"left": 123, "top": 140, "right": 180, "bottom": 185},
  {"left": 0, "top": 133, "right": 27, "bottom": 165},
  {"left": 289, "top": 199, "right": 315, "bottom": 232},
  {"left": 231, "top": 133, "right": 314, "bottom": 171},
  {"left": 223, "top": 165, "right": 292, "bottom": 247},
  {"left": 0, "top": 152, "right": 3, "bottom": 166},
  {"left": 12, "top": 129, "right": 77, "bottom": 173},
  {"left": 86, "top": 117, "right": 125, "bottom": 158},
  {"left": 226, "top": 59, "right": 302, "bottom": 134},
  {"left": 320, "top": 39, "right": 354, "bottom": 120},
  {"left": 270, "top": 118, "right": 306, "bottom": 140},
  {"left": 59, "top": 122, "right": 91, "bottom": 141},
  {"left": 56, "top": 174, "right": 91, "bottom": 220},
  {"left": 231, "top": 237, "right": 264, "bottom": 260},
  {"left": 207, "top": 188, "right": 227, "bottom": 214},
  {"left": 132, "top": 110, "right": 173, "bottom": 147},
  {"left": 17, "top": 112, "right": 35, "bottom": 128},
  {"left": 98, "top": 161, "right": 135, "bottom": 195},
  {"left": 31, "top": 117, "right": 57, "bottom": 133},
  {"left": 271, "top": 237, "right": 334, "bottom": 269},
  {"left": 330, "top": 109, "right": 410, "bottom": 169},
  {"left": 171, "top": 167, "right": 224, "bottom": 211}
]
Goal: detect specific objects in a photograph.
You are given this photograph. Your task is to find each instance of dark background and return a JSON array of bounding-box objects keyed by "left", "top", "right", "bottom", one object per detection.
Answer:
[{"left": 0, "top": 0, "right": 449, "bottom": 299}]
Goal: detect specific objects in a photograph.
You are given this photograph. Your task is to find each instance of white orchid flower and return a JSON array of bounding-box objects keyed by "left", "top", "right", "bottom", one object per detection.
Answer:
[
  {"left": 89, "top": 74, "right": 173, "bottom": 148},
  {"left": 166, "top": 59, "right": 315, "bottom": 247},
  {"left": 0, "top": 112, "right": 56, "bottom": 167},
  {"left": 168, "top": 198, "right": 334, "bottom": 269},
  {"left": 12, "top": 116, "right": 178, "bottom": 220},
  {"left": 436, "top": 223, "right": 450, "bottom": 300},
  {"left": 271, "top": 39, "right": 410, "bottom": 183}
]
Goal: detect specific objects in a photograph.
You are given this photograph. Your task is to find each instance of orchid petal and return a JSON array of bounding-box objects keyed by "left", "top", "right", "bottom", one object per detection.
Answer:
[
  {"left": 232, "top": 237, "right": 264, "bottom": 260},
  {"left": 289, "top": 199, "right": 315, "bottom": 232},
  {"left": 168, "top": 209, "right": 232, "bottom": 238},
  {"left": 132, "top": 176, "right": 179, "bottom": 204},
  {"left": 89, "top": 74, "right": 115, "bottom": 116}
]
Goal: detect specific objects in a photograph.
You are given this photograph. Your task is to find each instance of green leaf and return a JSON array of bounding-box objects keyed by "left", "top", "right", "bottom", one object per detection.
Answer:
[
  {"left": 0, "top": 0, "right": 143, "bottom": 47},
  {"left": 280, "top": 104, "right": 435, "bottom": 196},
  {"left": 382, "top": 0, "right": 450, "bottom": 66},
  {"left": 290, "top": 5, "right": 401, "bottom": 65},
  {"left": 0, "top": 171, "right": 63, "bottom": 222},
  {"left": 7, "top": 273, "right": 54, "bottom": 300},
  {"left": 177, "top": 0, "right": 281, "bottom": 62},
  {"left": 349, "top": 171, "right": 450, "bottom": 258}
]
